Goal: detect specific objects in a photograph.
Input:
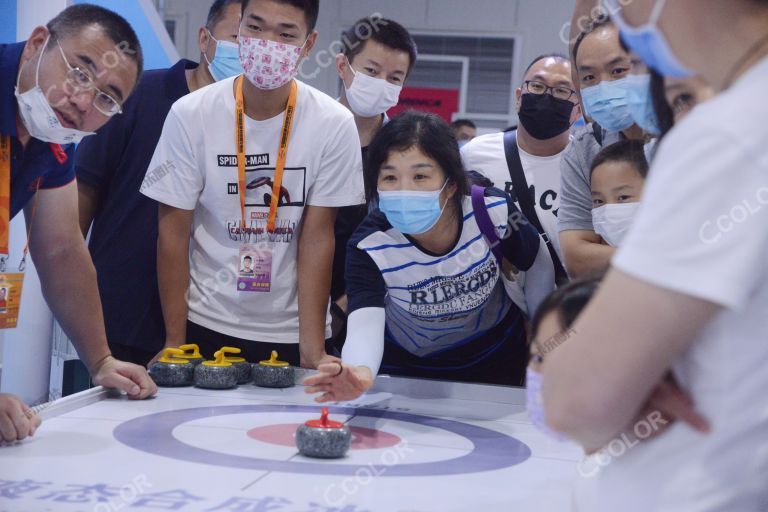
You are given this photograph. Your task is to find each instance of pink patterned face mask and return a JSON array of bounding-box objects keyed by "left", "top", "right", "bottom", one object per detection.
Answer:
[{"left": 238, "top": 36, "right": 304, "bottom": 90}]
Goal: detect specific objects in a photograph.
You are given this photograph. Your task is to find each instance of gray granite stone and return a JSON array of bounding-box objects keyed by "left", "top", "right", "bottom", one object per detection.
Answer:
[
  {"left": 296, "top": 424, "right": 352, "bottom": 459},
  {"left": 231, "top": 361, "right": 252, "bottom": 385},
  {"left": 149, "top": 362, "right": 194, "bottom": 387},
  {"left": 194, "top": 364, "right": 237, "bottom": 389},
  {"left": 252, "top": 364, "right": 294, "bottom": 388}
]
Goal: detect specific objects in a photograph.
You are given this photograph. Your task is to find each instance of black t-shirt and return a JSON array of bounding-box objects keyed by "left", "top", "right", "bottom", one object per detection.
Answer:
[
  {"left": 330, "top": 146, "right": 368, "bottom": 301},
  {"left": 75, "top": 59, "right": 198, "bottom": 351}
]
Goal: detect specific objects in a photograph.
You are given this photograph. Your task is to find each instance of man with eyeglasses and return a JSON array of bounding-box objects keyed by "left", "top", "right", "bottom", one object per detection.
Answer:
[
  {"left": 462, "top": 54, "right": 582, "bottom": 284},
  {"left": 0, "top": 4, "right": 157, "bottom": 442}
]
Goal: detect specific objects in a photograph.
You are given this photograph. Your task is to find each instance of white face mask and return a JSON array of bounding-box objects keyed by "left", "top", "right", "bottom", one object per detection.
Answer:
[
  {"left": 591, "top": 202, "right": 641, "bottom": 247},
  {"left": 14, "top": 36, "right": 96, "bottom": 145},
  {"left": 344, "top": 61, "right": 402, "bottom": 118}
]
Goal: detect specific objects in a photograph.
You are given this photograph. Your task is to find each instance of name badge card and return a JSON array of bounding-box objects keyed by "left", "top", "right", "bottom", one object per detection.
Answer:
[{"left": 237, "top": 244, "right": 272, "bottom": 293}]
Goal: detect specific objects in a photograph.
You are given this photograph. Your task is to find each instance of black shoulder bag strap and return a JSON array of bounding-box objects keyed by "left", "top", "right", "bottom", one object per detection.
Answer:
[
  {"left": 592, "top": 121, "right": 604, "bottom": 146},
  {"left": 503, "top": 130, "right": 569, "bottom": 285}
]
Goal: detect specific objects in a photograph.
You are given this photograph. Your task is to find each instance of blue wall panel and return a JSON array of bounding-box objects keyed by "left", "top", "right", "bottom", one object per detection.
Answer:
[{"left": 0, "top": 0, "right": 18, "bottom": 42}]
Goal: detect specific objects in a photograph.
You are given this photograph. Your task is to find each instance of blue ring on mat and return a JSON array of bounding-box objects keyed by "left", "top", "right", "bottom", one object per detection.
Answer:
[{"left": 113, "top": 404, "right": 531, "bottom": 476}]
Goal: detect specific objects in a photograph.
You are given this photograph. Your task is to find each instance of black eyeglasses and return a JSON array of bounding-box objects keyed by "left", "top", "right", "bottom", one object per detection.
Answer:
[{"left": 524, "top": 80, "right": 577, "bottom": 102}]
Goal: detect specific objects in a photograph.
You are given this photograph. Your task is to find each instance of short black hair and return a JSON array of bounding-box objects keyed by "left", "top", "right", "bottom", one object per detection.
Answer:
[
  {"left": 243, "top": 255, "right": 253, "bottom": 261},
  {"left": 366, "top": 111, "right": 470, "bottom": 206},
  {"left": 46, "top": 4, "right": 143, "bottom": 79},
  {"left": 241, "top": 0, "right": 319, "bottom": 33},
  {"left": 531, "top": 274, "right": 602, "bottom": 340},
  {"left": 450, "top": 119, "right": 476, "bottom": 130},
  {"left": 524, "top": 53, "right": 569, "bottom": 76},
  {"left": 207, "top": 0, "right": 242, "bottom": 28},
  {"left": 650, "top": 70, "right": 676, "bottom": 141},
  {"left": 590, "top": 140, "right": 649, "bottom": 179},
  {"left": 342, "top": 17, "right": 418, "bottom": 75},
  {"left": 572, "top": 13, "right": 614, "bottom": 67}
]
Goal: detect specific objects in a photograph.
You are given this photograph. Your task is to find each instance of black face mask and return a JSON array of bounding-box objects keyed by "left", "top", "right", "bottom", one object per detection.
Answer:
[{"left": 518, "top": 93, "right": 576, "bottom": 140}]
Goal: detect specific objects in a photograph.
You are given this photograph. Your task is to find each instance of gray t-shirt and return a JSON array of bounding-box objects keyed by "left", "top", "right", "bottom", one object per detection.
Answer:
[{"left": 557, "top": 123, "right": 621, "bottom": 232}]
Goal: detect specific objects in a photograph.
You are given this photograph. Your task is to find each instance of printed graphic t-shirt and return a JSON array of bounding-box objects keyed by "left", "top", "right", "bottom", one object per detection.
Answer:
[
  {"left": 461, "top": 132, "right": 566, "bottom": 260},
  {"left": 142, "top": 77, "right": 364, "bottom": 342},
  {"left": 347, "top": 193, "right": 540, "bottom": 360}
]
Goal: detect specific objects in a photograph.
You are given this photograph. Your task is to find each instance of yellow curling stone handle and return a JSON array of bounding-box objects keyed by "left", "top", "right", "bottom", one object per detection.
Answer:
[
  {"left": 221, "top": 346, "right": 246, "bottom": 363},
  {"left": 259, "top": 350, "right": 289, "bottom": 367},
  {"left": 202, "top": 350, "right": 232, "bottom": 367},
  {"left": 158, "top": 348, "right": 189, "bottom": 365}
]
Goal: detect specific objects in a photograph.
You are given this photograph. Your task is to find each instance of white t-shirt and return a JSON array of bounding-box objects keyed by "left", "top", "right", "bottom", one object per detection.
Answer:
[
  {"left": 142, "top": 78, "right": 364, "bottom": 342},
  {"left": 574, "top": 57, "right": 768, "bottom": 511},
  {"left": 461, "top": 132, "right": 565, "bottom": 260}
]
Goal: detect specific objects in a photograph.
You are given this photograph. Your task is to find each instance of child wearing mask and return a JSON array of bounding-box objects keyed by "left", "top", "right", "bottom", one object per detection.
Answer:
[
  {"left": 589, "top": 140, "right": 648, "bottom": 247},
  {"left": 527, "top": 276, "right": 601, "bottom": 440}
]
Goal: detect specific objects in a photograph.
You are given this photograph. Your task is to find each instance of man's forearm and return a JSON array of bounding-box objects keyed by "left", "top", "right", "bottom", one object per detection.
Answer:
[
  {"left": 34, "top": 243, "right": 111, "bottom": 372},
  {"left": 297, "top": 230, "right": 334, "bottom": 360},
  {"left": 157, "top": 208, "right": 192, "bottom": 347},
  {"left": 158, "top": 238, "right": 190, "bottom": 347}
]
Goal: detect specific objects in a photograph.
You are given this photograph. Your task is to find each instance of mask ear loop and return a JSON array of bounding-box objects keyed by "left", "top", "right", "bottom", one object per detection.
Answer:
[
  {"left": 17, "top": 34, "right": 50, "bottom": 90},
  {"left": 34, "top": 36, "right": 49, "bottom": 87},
  {"left": 434, "top": 179, "right": 452, "bottom": 224},
  {"left": 295, "top": 36, "right": 311, "bottom": 69},
  {"left": 648, "top": 0, "right": 668, "bottom": 26},
  {"left": 203, "top": 29, "right": 217, "bottom": 67}
]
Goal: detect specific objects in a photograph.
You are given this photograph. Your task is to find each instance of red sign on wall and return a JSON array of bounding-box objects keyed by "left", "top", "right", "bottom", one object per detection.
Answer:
[{"left": 387, "top": 87, "right": 460, "bottom": 123}]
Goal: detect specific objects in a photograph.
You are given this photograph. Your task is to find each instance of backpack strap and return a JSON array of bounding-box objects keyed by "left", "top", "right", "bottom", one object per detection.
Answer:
[
  {"left": 503, "top": 131, "right": 569, "bottom": 285},
  {"left": 471, "top": 185, "right": 503, "bottom": 264},
  {"left": 592, "top": 121, "right": 604, "bottom": 146}
]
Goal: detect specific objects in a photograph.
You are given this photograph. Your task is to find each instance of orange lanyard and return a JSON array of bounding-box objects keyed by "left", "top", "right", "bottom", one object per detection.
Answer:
[
  {"left": 0, "top": 136, "right": 11, "bottom": 257},
  {"left": 235, "top": 76, "right": 298, "bottom": 233},
  {"left": 0, "top": 136, "right": 38, "bottom": 273}
]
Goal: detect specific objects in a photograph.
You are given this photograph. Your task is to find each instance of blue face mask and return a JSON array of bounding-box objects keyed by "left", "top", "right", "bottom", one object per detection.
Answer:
[
  {"left": 604, "top": 0, "right": 693, "bottom": 78},
  {"left": 205, "top": 31, "right": 243, "bottom": 82},
  {"left": 580, "top": 78, "right": 635, "bottom": 132},
  {"left": 378, "top": 181, "right": 449, "bottom": 235},
  {"left": 626, "top": 74, "right": 660, "bottom": 135}
]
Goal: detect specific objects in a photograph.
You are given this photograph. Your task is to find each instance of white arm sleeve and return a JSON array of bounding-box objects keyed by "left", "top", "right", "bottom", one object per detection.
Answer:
[
  {"left": 524, "top": 239, "right": 556, "bottom": 318},
  {"left": 341, "top": 307, "right": 387, "bottom": 376}
]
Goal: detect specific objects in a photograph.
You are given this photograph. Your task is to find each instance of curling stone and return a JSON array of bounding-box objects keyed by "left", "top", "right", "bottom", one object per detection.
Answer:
[
  {"left": 148, "top": 348, "right": 194, "bottom": 387},
  {"left": 295, "top": 407, "right": 352, "bottom": 459},
  {"left": 252, "top": 351, "right": 294, "bottom": 388},
  {"left": 194, "top": 350, "right": 237, "bottom": 389},
  {"left": 175, "top": 344, "right": 205, "bottom": 366},
  {"left": 220, "top": 346, "right": 252, "bottom": 385}
]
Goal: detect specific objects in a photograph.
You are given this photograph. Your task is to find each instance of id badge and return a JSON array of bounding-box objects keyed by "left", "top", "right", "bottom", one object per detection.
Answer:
[
  {"left": 237, "top": 244, "right": 272, "bottom": 292},
  {"left": 0, "top": 272, "right": 25, "bottom": 329}
]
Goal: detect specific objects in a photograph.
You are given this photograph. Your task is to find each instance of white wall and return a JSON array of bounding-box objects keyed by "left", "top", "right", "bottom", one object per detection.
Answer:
[{"left": 166, "top": 0, "right": 574, "bottom": 105}]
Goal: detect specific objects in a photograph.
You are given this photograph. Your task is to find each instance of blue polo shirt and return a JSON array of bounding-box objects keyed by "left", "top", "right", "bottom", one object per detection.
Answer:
[
  {"left": 0, "top": 42, "right": 76, "bottom": 221},
  {"left": 74, "top": 59, "right": 197, "bottom": 351}
]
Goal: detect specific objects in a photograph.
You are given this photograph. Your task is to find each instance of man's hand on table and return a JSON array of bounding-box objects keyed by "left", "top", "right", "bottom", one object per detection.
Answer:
[
  {"left": 0, "top": 394, "right": 41, "bottom": 443},
  {"left": 92, "top": 355, "right": 157, "bottom": 400}
]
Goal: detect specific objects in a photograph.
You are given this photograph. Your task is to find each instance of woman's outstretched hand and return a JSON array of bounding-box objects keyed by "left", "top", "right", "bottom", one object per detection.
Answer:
[{"left": 303, "top": 363, "right": 374, "bottom": 403}]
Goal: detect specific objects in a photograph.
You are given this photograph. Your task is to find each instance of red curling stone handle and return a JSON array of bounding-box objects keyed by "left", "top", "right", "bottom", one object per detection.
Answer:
[{"left": 305, "top": 407, "right": 345, "bottom": 429}]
